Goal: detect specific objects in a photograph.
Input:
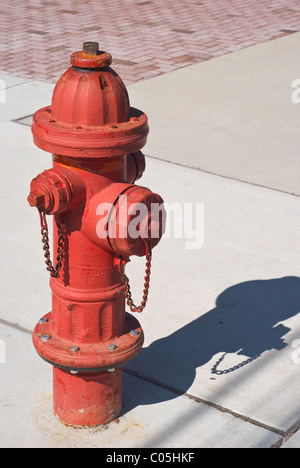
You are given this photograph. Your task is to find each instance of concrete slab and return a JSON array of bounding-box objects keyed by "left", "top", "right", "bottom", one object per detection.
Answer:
[
  {"left": 0, "top": 121, "right": 52, "bottom": 331},
  {"left": 0, "top": 80, "right": 53, "bottom": 124},
  {"left": 281, "top": 429, "right": 300, "bottom": 448},
  {"left": 124, "top": 156, "right": 300, "bottom": 434},
  {"left": 127, "top": 33, "right": 300, "bottom": 195},
  {"left": 0, "top": 322, "right": 280, "bottom": 448},
  {"left": 0, "top": 72, "right": 27, "bottom": 89}
]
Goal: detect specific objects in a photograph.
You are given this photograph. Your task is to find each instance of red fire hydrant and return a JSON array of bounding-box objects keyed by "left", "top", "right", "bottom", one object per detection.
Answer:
[{"left": 27, "top": 42, "right": 165, "bottom": 427}]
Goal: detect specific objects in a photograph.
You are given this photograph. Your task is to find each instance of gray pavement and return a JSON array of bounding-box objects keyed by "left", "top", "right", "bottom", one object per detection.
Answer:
[
  {"left": 0, "top": 34, "right": 299, "bottom": 448},
  {"left": 129, "top": 32, "right": 300, "bottom": 196}
]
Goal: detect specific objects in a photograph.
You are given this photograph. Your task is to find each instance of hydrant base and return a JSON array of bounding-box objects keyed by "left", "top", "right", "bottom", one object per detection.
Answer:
[{"left": 53, "top": 367, "right": 122, "bottom": 427}]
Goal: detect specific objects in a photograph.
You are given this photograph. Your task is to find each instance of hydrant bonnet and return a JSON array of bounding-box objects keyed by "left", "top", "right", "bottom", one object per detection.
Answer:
[{"left": 32, "top": 42, "right": 149, "bottom": 158}]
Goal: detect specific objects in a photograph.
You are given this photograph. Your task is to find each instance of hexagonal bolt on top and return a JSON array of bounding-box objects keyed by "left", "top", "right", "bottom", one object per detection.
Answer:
[{"left": 83, "top": 41, "right": 100, "bottom": 55}]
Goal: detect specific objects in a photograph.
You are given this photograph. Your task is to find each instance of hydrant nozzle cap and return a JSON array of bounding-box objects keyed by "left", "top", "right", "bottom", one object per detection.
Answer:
[{"left": 71, "top": 42, "right": 112, "bottom": 69}]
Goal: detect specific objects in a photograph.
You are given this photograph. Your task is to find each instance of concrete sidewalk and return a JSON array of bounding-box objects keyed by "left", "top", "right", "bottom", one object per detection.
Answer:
[{"left": 0, "top": 34, "right": 299, "bottom": 448}]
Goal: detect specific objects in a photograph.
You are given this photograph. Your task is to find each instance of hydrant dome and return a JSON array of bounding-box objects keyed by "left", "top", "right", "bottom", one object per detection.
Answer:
[{"left": 51, "top": 66, "right": 130, "bottom": 126}]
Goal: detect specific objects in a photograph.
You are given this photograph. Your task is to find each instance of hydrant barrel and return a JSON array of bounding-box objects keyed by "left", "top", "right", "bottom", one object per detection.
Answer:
[{"left": 28, "top": 43, "right": 165, "bottom": 427}]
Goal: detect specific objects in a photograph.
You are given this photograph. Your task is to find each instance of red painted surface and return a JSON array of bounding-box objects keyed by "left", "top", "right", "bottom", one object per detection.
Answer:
[
  {"left": 53, "top": 367, "right": 122, "bottom": 427},
  {"left": 28, "top": 44, "right": 165, "bottom": 427}
]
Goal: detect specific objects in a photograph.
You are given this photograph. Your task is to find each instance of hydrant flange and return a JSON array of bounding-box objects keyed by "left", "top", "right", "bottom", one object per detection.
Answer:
[
  {"left": 33, "top": 311, "right": 143, "bottom": 372},
  {"left": 32, "top": 106, "right": 148, "bottom": 159}
]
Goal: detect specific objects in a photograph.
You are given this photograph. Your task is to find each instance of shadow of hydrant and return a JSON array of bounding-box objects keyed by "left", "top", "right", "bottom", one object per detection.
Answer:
[{"left": 123, "top": 276, "right": 300, "bottom": 410}]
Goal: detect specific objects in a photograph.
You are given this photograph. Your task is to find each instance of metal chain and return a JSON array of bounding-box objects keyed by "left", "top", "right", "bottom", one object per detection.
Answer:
[
  {"left": 38, "top": 209, "right": 151, "bottom": 305},
  {"left": 121, "top": 243, "right": 152, "bottom": 313},
  {"left": 211, "top": 352, "right": 258, "bottom": 375},
  {"left": 38, "top": 210, "right": 65, "bottom": 278}
]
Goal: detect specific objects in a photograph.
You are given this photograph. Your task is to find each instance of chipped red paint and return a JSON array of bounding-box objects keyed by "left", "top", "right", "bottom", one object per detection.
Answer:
[{"left": 70, "top": 50, "right": 112, "bottom": 69}]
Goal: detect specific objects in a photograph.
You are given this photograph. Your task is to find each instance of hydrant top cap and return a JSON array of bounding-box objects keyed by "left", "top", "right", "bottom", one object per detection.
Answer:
[{"left": 71, "top": 42, "right": 112, "bottom": 69}]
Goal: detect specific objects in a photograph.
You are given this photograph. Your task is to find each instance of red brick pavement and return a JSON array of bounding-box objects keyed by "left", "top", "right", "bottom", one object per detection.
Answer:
[{"left": 0, "top": 0, "right": 300, "bottom": 85}]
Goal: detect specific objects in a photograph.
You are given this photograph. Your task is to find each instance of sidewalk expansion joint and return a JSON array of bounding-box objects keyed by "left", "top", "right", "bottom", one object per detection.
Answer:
[
  {"left": 0, "top": 317, "right": 32, "bottom": 336},
  {"left": 145, "top": 154, "right": 300, "bottom": 198},
  {"left": 10, "top": 118, "right": 300, "bottom": 199},
  {"left": 124, "top": 367, "right": 288, "bottom": 440},
  {"left": 4, "top": 81, "right": 32, "bottom": 91},
  {"left": 12, "top": 114, "right": 34, "bottom": 126},
  {"left": 271, "top": 420, "right": 300, "bottom": 448}
]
